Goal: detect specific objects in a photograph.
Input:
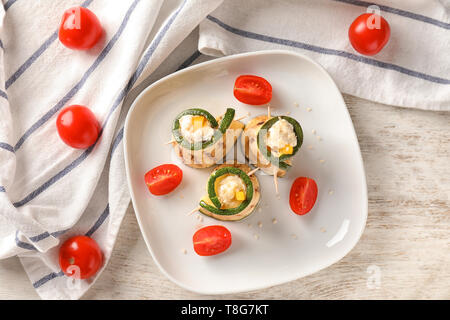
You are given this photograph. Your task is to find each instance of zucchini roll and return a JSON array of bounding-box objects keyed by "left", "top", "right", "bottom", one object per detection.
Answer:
[
  {"left": 199, "top": 164, "right": 260, "bottom": 221},
  {"left": 171, "top": 108, "right": 244, "bottom": 168},
  {"left": 241, "top": 115, "right": 303, "bottom": 177}
]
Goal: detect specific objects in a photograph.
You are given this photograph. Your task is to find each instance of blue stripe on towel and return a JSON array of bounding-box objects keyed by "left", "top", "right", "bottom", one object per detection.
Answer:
[
  {"left": 331, "top": 0, "right": 450, "bottom": 30},
  {"left": 176, "top": 50, "right": 202, "bottom": 71},
  {"left": 206, "top": 15, "right": 450, "bottom": 85},
  {"left": 4, "top": 0, "right": 18, "bottom": 11},
  {"left": 85, "top": 205, "right": 110, "bottom": 237},
  {"left": 110, "top": 127, "right": 124, "bottom": 155},
  {"left": 29, "top": 232, "right": 50, "bottom": 242},
  {"left": 0, "top": 186, "right": 5, "bottom": 192},
  {"left": 32, "top": 271, "right": 65, "bottom": 289},
  {"left": 0, "top": 142, "right": 14, "bottom": 152},
  {"left": 13, "top": 0, "right": 139, "bottom": 151},
  {"left": 5, "top": 0, "right": 94, "bottom": 90},
  {"left": 0, "top": 90, "right": 8, "bottom": 100}
]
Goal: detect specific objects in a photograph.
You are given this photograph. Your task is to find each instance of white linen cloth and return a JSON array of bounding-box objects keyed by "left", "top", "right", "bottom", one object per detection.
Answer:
[{"left": 0, "top": 0, "right": 448, "bottom": 300}]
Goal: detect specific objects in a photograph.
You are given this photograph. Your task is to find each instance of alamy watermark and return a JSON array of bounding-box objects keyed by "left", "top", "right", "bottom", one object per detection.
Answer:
[
  {"left": 366, "top": 265, "right": 381, "bottom": 289},
  {"left": 366, "top": 5, "right": 382, "bottom": 30}
]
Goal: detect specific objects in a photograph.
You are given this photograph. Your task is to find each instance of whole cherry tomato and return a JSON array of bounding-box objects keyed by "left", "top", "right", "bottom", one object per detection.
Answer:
[
  {"left": 59, "top": 235, "right": 103, "bottom": 279},
  {"left": 193, "top": 225, "right": 232, "bottom": 256},
  {"left": 233, "top": 75, "right": 272, "bottom": 105},
  {"left": 59, "top": 7, "right": 103, "bottom": 50},
  {"left": 289, "top": 177, "right": 318, "bottom": 215},
  {"left": 348, "top": 13, "right": 390, "bottom": 56},
  {"left": 144, "top": 164, "right": 183, "bottom": 196},
  {"left": 56, "top": 105, "right": 100, "bottom": 149}
]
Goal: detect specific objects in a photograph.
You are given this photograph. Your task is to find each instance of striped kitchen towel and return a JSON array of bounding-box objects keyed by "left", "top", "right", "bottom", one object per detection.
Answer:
[
  {"left": 0, "top": 0, "right": 223, "bottom": 300},
  {"left": 199, "top": 0, "right": 450, "bottom": 110}
]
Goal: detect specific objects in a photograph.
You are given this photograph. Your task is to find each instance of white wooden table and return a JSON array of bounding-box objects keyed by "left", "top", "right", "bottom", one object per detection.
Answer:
[{"left": 1, "top": 94, "right": 449, "bottom": 299}]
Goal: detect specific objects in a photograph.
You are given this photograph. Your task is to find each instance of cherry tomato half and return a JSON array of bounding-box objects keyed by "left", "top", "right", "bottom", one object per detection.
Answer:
[
  {"left": 193, "top": 225, "right": 232, "bottom": 256},
  {"left": 56, "top": 105, "right": 100, "bottom": 149},
  {"left": 289, "top": 177, "right": 318, "bottom": 215},
  {"left": 233, "top": 75, "right": 272, "bottom": 105},
  {"left": 144, "top": 164, "right": 183, "bottom": 196},
  {"left": 348, "top": 13, "right": 390, "bottom": 56},
  {"left": 59, "top": 235, "right": 103, "bottom": 279},
  {"left": 59, "top": 7, "right": 103, "bottom": 50}
]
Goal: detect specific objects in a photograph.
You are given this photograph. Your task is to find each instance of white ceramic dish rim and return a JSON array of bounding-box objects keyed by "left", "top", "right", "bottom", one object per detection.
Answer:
[{"left": 124, "top": 49, "right": 368, "bottom": 295}]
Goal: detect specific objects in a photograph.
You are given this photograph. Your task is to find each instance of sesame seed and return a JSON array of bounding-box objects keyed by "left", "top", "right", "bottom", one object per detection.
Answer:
[
  {"left": 181, "top": 248, "right": 187, "bottom": 254},
  {"left": 291, "top": 234, "right": 298, "bottom": 240},
  {"left": 286, "top": 111, "right": 291, "bottom": 115},
  {"left": 320, "top": 159, "right": 325, "bottom": 164},
  {"left": 312, "top": 129, "right": 316, "bottom": 134},
  {"left": 272, "top": 218, "right": 278, "bottom": 224},
  {"left": 199, "top": 217, "right": 204, "bottom": 222},
  {"left": 307, "top": 108, "right": 312, "bottom": 112},
  {"left": 307, "top": 145, "right": 313, "bottom": 150},
  {"left": 254, "top": 234, "right": 260, "bottom": 240},
  {"left": 257, "top": 222, "right": 263, "bottom": 228},
  {"left": 317, "top": 136, "right": 322, "bottom": 141},
  {"left": 320, "top": 227, "right": 327, "bottom": 233},
  {"left": 329, "top": 190, "right": 334, "bottom": 195},
  {"left": 248, "top": 223, "right": 252, "bottom": 228},
  {"left": 294, "top": 102, "right": 299, "bottom": 107},
  {"left": 257, "top": 208, "right": 262, "bottom": 213}
]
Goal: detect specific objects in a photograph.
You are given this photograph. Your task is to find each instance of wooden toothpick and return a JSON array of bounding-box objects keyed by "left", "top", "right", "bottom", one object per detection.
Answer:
[
  {"left": 267, "top": 104, "right": 271, "bottom": 119},
  {"left": 187, "top": 206, "right": 201, "bottom": 216},
  {"left": 273, "top": 167, "right": 279, "bottom": 195},
  {"left": 235, "top": 114, "right": 248, "bottom": 121},
  {"left": 165, "top": 140, "right": 176, "bottom": 145},
  {"left": 247, "top": 167, "right": 260, "bottom": 176}
]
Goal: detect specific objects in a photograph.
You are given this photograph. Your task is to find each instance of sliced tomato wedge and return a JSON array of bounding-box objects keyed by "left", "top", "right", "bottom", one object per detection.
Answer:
[
  {"left": 193, "top": 225, "right": 232, "bottom": 256},
  {"left": 289, "top": 177, "right": 318, "bottom": 215},
  {"left": 233, "top": 75, "right": 272, "bottom": 105},
  {"left": 144, "top": 164, "right": 183, "bottom": 196}
]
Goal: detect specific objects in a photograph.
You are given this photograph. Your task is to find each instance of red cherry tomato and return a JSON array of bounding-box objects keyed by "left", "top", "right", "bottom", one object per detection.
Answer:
[
  {"left": 59, "top": 7, "right": 103, "bottom": 50},
  {"left": 289, "top": 177, "right": 318, "bottom": 215},
  {"left": 348, "top": 13, "right": 390, "bottom": 56},
  {"left": 56, "top": 105, "right": 100, "bottom": 149},
  {"left": 233, "top": 75, "right": 272, "bottom": 105},
  {"left": 144, "top": 164, "right": 183, "bottom": 196},
  {"left": 59, "top": 236, "right": 103, "bottom": 279},
  {"left": 193, "top": 225, "right": 232, "bottom": 256}
]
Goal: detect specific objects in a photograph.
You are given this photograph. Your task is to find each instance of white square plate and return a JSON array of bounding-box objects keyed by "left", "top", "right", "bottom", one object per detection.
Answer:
[{"left": 124, "top": 50, "right": 367, "bottom": 294}]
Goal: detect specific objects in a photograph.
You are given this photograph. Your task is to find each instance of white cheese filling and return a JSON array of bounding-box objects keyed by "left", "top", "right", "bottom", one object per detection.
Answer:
[
  {"left": 179, "top": 115, "right": 214, "bottom": 143},
  {"left": 265, "top": 119, "right": 297, "bottom": 155},
  {"left": 217, "top": 175, "right": 246, "bottom": 207}
]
